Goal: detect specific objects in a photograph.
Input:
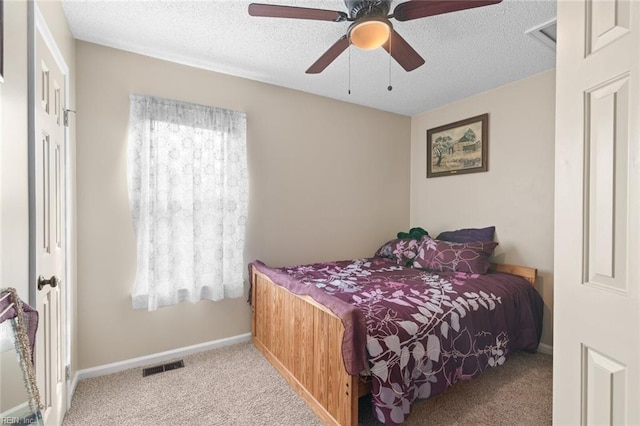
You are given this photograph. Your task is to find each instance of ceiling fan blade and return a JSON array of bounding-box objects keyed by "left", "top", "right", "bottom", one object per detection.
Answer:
[
  {"left": 393, "top": 0, "right": 502, "bottom": 22},
  {"left": 382, "top": 30, "right": 425, "bottom": 72},
  {"left": 248, "top": 4, "right": 347, "bottom": 22},
  {"left": 306, "top": 35, "right": 350, "bottom": 74}
]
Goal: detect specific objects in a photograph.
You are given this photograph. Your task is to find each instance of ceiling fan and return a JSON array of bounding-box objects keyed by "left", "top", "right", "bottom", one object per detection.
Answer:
[{"left": 248, "top": 0, "right": 503, "bottom": 74}]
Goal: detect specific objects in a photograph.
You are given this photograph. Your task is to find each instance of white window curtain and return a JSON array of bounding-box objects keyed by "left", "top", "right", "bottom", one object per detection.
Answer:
[{"left": 127, "top": 94, "right": 248, "bottom": 311}]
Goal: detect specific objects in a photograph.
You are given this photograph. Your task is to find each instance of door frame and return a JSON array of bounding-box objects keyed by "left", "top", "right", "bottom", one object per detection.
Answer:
[{"left": 27, "top": 0, "right": 73, "bottom": 411}]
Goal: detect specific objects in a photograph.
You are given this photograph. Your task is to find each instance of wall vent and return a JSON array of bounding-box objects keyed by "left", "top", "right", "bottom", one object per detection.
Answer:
[
  {"left": 525, "top": 18, "right": 557, "bottom": 52},
  {"left": 142, "top": 360, "right": 185, "bottom": 377}
]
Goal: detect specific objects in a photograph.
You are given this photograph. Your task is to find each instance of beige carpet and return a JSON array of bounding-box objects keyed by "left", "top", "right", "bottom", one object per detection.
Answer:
[{"left": 63, "top": 342, "right": 552, "bottom": 426}]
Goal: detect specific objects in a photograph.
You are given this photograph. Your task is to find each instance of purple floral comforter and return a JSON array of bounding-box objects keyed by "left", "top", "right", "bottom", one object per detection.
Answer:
[{"left": 250, "top": 257, "right": 543, "bottom": 425}]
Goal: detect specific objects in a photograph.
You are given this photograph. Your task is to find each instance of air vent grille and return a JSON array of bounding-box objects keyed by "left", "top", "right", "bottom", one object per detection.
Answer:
[
  {"left": 525, "top": 18, "right": 557, "bottom": 52},
  {"left": 142, "top": 360, "right": 185, "bottom": 377}
]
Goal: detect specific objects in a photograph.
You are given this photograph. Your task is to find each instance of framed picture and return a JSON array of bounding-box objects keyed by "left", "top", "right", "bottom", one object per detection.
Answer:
[{"left": 426, "top": 113, "right": 489, "bottom": 178}]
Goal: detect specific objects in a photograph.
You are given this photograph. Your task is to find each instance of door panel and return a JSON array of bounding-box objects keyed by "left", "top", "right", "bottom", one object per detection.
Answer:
[
  {"left": 584, "top": 73, "right": 629, "bottom": 293},
  {"left": 554, "top": 0, "right": 639, "bottom": 424},
  {"left": 34, "top": 29, "right": 66, "bottom": 426},
  {"left": 582, "top": 346, "right": 626, "bottom": 425},
  {"left": 586, "top": 0, "right": 630, "bottom": 54}
]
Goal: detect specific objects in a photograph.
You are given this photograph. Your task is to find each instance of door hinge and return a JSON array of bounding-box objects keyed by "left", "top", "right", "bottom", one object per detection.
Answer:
[
  {"left": 65, "top": 365, "right": 71, "bottom": 381},
  {"left": 63, "top": 109, "right": 76, "bottom": 127}
]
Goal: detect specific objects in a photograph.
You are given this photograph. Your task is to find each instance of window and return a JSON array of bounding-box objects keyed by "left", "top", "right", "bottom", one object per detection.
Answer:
[{"left": 127, "top": 94, "right": 248, "bottom": 311}]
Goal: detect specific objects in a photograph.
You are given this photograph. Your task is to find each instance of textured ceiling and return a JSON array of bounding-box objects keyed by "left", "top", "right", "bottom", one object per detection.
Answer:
[{"left": 62, "top": 0, "right": 556, "bottom": 116}]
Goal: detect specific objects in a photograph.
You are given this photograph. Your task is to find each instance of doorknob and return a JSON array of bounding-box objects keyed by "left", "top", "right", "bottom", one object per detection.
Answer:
[{"left": 38, "top": 275, "right": 59, "bottom": 291}]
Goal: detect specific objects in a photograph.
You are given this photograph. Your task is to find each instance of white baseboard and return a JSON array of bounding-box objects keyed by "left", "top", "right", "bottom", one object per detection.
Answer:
[
  {"left": 75, "top": 333, "right": 251, "bottom": 383},
  {"left": 537, "top": 342, "right": 553, "bottom": 355}
]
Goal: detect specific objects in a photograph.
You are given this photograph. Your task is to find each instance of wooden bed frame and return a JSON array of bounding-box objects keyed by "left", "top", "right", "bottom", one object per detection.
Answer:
[{"left": 250, "top": 263, "right": 537, "bottom": 425}]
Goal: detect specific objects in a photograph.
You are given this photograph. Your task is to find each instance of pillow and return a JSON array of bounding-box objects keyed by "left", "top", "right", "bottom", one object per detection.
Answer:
[
  {"left": 374, "top": 238, "right": 420, "bottom": 266},
  {"left": 436, "top": 226, "right": 495, "bottom": 243},
  {"left": 413, "top": 236, "right": 498, "bottom": 274}
]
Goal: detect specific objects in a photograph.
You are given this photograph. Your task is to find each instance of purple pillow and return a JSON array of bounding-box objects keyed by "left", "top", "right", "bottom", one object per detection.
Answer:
[
  {"left": 374, "top": 239, "right": 420, "bottom": 266},
  {"left": 436, "top": 226, "right": 495, "bottom": 243},
  {"left": 413, "top": 236, "right": 498, "bottom": 274}
]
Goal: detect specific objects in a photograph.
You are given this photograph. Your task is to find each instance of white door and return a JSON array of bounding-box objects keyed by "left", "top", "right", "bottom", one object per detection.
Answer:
[
  {"left": 33, "top": 26, "right": 67, "bottom": 426},
  {"left": 554, "top": 0, "right": 640, "bottom": 424}
]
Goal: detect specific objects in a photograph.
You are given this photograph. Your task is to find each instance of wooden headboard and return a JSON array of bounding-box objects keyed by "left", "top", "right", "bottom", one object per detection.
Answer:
[{"left": 489, "top": 263, "right": 537, "bottom": 286}]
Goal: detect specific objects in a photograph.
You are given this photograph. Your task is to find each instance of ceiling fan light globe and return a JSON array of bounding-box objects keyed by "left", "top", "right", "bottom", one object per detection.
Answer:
[{"left": 349, "top": 19, "right": 390, "bottom": 50}]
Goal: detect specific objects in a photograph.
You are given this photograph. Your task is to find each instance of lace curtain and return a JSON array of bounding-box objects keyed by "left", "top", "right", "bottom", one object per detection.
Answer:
[{"left": 127, "top": 94, "right": 248, "bottom": 311}]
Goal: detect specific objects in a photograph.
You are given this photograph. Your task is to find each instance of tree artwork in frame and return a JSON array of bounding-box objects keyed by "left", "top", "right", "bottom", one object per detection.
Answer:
[{"left": 426, "top": 113, "right": 489, "bottom": 178}]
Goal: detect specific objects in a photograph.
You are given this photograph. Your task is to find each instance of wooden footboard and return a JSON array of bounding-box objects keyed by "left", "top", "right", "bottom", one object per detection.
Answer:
[
  {"left": 251, "top": 268, "right": 360, "bottom": 425},
  {"left": 251, "top": 262, "right": 537, "bottom": 425}
]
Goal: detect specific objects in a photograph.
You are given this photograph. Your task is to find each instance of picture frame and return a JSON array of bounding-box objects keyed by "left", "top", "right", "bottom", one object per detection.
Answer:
[{"left": 426, "top": 113, "right": 489, "bottom": 178}]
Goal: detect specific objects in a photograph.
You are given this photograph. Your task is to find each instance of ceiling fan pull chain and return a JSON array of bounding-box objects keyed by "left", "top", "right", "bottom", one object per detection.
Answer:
[
  {"left": 387, "top": 32, "right": 393, "bottom": 91},
  {"left": 348, "top": 44, "right": 352, "bottom": 95}
]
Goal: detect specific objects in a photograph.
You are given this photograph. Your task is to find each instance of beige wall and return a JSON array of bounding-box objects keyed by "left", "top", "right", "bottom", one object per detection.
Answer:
[
  {"left": 75, "top": 41, "right": 411, "bottom": 369},
  {"left": 1, "top": 0, "right": 30, "bottom": 300},
  {"left": 0, "top": 0, "right": 77, "bottom": 403},
  {"left": 410, "top": 70, "right": 555, "bottom": 348},
  {"left": 0, "top": 3, "right": 29, "bottom": 407}
]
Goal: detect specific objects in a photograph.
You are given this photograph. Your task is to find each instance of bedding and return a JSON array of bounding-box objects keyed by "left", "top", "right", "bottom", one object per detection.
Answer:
[
  {"left": 436, "top": 225, "right": 496, "bottom": 243},
  {"left": 413, "top": 236, "right": 499, "bottom": 274},
  {"left": 374, "top": 238, "right": 421, "bottom": 266},
  {"left": 250, "top": 257, "right": 543, "bottom": 425}
]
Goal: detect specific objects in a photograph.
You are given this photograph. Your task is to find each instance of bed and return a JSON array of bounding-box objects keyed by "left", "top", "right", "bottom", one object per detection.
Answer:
[{"left": 249, "top": 251, "right": 543, "bottom": 425}]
